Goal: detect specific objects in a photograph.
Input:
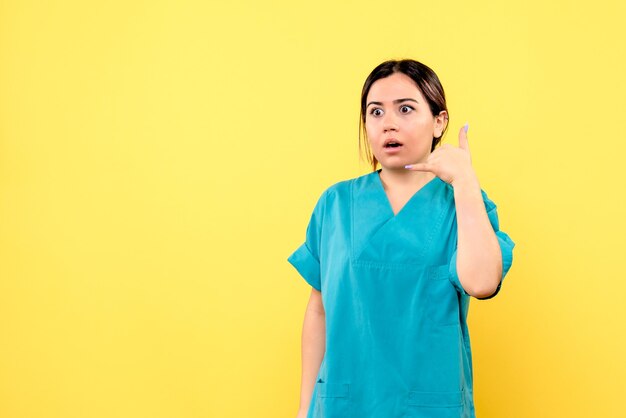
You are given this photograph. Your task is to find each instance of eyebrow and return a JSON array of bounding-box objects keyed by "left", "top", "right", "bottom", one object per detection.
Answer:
[{"left": 366, "top": 98, "right": 418, "bottom": 108}]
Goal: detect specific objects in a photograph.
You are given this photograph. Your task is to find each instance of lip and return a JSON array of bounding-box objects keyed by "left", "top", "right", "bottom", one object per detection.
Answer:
[
  {"left": 383, "top": 138, "right": 404, "bottom": 153},
  {"left": 383, "top": 145, "right": 403, "bottom": 154}
]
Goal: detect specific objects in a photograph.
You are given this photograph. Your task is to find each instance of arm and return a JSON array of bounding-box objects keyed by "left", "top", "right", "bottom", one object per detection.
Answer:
[
  {"left": 297, "top": 288, "right": 326, "bottom": 416},
  {"left": 405, "top": 124, "right": 504, "bottom": 299},
  {"left": 452, "top": 173, "right": 502, "bottom": 299}
]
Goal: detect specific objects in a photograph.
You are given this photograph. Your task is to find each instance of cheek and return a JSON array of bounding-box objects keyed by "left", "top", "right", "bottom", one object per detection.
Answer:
[
  {"left": 408, "top": 121, "right": 435, "bottom": 139},
  {"left": 407, "top": 117, "right": 429, "bottom": 128}
]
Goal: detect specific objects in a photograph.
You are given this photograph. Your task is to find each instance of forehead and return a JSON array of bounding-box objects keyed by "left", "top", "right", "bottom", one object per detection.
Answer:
[{"left": 367, "top": 72, "right": 424, "bottom": 102}]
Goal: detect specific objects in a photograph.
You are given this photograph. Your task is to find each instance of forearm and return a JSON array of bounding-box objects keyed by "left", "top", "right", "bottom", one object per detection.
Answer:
[
  {"left": 298, "top": 305, "right": 326, "bottom": 414},
  {"left": 453, "top": 173, "right": 502, "bottom": 298}
]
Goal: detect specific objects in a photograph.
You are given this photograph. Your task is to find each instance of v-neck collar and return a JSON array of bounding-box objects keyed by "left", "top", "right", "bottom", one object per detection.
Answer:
[
  {"left": 350, "top": 169, "right": 450, "bottom": 266},
  {"left": 372, "top": 168, "right": 441, "bottom": 219}
]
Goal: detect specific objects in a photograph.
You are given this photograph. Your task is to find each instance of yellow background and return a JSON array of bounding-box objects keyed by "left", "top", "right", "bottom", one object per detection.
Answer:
[{"left": 1, "top": 1, "right": 625, "bottom": 417}]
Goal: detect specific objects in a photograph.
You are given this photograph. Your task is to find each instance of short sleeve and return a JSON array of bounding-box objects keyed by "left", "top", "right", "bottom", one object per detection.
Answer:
[
  {"left": 448, "top": 190, "right": 516, "bottom": 300},
  {"left": 287, "top": 190, "right": 327, "bottom": 291}
]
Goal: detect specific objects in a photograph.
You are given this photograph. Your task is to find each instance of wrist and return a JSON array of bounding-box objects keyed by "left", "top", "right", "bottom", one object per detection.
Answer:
[{"left": 451, "top": 170, "right": 479, "bottom": 189}]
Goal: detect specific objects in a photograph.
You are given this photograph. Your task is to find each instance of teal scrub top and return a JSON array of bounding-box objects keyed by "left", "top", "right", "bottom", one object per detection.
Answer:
[{"left": 288, "top": 169, "right": 515, "bottom": 418}]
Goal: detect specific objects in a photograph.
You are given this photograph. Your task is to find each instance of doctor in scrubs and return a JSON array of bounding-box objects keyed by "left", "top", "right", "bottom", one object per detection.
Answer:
[{"left": 288, "top": 59, "right": 515, "bottom": 418}]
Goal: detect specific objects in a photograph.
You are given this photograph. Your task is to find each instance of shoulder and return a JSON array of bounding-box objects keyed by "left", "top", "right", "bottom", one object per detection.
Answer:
[
  {"left": 320, "top": 171, "right": 374, "bottom": 202},
  {"left": 323, "top": 172, "right": 375, "bottom": 197}
]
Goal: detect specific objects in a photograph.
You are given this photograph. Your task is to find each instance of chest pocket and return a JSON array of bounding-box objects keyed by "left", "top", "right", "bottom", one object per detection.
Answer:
[{"left": 351, "top": 209, "right": 449, "bottom": 267}]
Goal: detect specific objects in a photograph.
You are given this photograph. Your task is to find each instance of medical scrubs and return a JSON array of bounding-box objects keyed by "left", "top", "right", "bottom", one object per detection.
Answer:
[{"left": 287, "top": 169, "right": 515, "bottom": 418}]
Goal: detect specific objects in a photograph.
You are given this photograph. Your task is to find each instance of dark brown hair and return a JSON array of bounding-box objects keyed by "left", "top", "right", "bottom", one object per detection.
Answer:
[{"left": 358, "top": 59, "right": 449, "bottom": 172}]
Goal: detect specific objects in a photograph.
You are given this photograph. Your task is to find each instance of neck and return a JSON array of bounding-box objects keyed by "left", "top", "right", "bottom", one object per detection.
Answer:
[{"left": 378, "top": 166, "right": 435, "bottom": 192}]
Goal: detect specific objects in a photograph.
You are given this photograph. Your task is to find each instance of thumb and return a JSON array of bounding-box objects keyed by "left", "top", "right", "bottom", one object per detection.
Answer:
[{"left": 458, "top": 123, "right": 470, "bottom": 151}]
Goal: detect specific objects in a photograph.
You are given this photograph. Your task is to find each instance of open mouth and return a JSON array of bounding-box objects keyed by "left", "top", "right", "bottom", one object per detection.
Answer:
[{"left": 385, "top": 142, "right": 403, "bottom": 148}]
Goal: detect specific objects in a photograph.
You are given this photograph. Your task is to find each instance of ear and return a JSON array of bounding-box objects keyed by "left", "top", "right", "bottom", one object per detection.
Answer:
[{"left": 434, "top": 110, "right": 448, "bottom": 138}]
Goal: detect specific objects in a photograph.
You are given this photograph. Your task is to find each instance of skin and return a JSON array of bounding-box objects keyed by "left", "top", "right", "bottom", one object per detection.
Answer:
[{"left": 296, "top": 289, "right": 324, "bottom": 418}]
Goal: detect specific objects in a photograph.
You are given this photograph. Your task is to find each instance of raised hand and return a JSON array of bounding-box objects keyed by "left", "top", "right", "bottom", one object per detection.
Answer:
[{"left": 405, "top": 124, "right": 475, "bottom": 186}]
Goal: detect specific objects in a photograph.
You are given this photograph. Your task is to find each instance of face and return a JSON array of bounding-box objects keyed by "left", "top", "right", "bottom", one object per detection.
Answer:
[{"left": 365, "top": 72, "right": 447, "bottom": 170}]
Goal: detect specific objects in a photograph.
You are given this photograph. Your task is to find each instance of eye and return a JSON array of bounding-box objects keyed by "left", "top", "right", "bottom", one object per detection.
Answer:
[
  {"left": 400, "top": 105, "right": 414, "bottom": 114},
  {"left": 369, "top": 108, "right": 383, "bottom": 117}
]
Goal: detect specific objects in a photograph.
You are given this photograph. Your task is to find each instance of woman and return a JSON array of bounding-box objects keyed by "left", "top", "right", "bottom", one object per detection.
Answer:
[{"left": 288, "top": 59, "right": 515, "bottom": 418}]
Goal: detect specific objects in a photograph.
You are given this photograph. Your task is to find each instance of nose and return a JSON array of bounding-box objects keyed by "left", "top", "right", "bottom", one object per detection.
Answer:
[{"left": 382, "top": 113, "right": 398, "bottom": 132}]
